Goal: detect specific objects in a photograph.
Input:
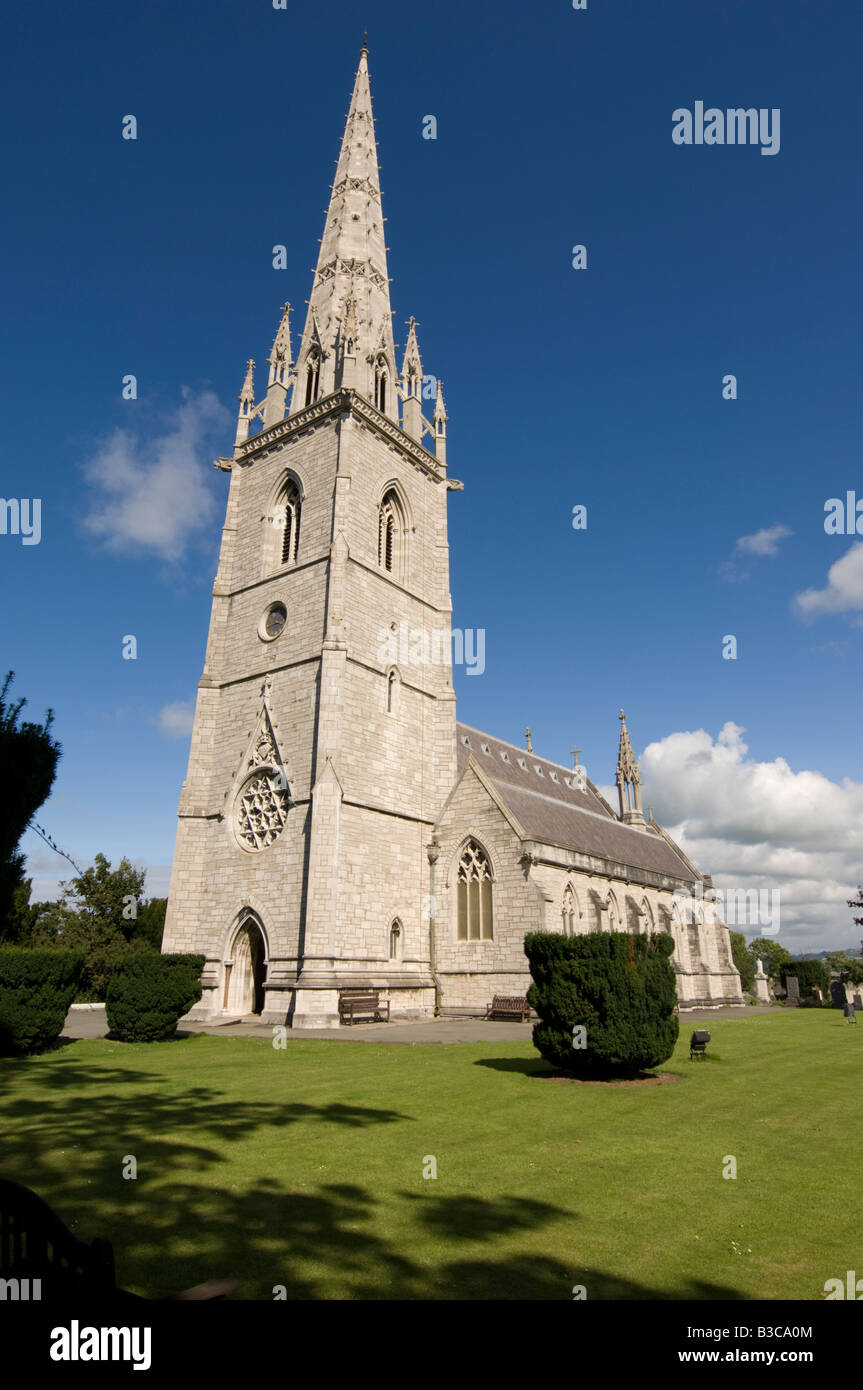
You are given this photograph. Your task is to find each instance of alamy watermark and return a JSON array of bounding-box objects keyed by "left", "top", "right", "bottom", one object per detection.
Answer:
[
  {"left": 672, "top": 103, "right": 780, "bottom": 156},
  {"left": 674, "top": 881, "right": 780, "bottom": 935},
  {"left": 1, "top": 498, "right": 41, "bottom": 545},
  {"left": 377, "top": 621, "right": 485, "bottom": 676}
]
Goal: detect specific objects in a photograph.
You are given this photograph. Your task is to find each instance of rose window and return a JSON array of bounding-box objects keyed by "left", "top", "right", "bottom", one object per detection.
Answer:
[{"left": 236, "top": 769, "right": 288, "bottom": 850}]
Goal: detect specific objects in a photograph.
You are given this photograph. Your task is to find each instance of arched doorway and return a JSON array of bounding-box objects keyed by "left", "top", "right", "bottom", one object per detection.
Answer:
[{"left": 224, "top": 918, "right": 267, "bottom": 1016}]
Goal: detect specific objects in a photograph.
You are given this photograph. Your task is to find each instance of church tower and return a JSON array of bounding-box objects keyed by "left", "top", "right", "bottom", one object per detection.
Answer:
[{"left": 162, "top": 44, "right": 457, "bottom": 1026}]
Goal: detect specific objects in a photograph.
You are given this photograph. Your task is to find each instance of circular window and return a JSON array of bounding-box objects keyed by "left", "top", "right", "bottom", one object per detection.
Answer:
[
  {"left": 235, "top": 769, "right": 288, "bottom": 851},
  {"left": 261, "top": 602, "right": 287, "bottom": 641}
]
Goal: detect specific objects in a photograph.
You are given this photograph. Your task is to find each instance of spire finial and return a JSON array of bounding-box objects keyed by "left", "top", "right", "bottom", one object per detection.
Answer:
[
  {"left": 361, "top": 30, "right": 369, "bottom": 54},
  {"left": 525, "top": 727, "right": 533, "bottom": 754},
  {"left": 571, "top": 745, "right": 581, "bottom": 769},
  {"left": 616, "top": 708, "right": 644, "bottom": 825}
]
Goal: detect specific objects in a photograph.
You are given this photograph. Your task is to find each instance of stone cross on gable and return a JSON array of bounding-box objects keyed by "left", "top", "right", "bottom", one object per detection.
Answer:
[{"left": 571, "top": 745, "right": 581, "bottom": 769}]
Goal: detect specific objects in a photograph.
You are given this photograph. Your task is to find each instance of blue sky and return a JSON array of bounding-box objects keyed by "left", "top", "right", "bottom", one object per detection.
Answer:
[{"left": 2, "top": 0, "right": 862, "bottom": 949}]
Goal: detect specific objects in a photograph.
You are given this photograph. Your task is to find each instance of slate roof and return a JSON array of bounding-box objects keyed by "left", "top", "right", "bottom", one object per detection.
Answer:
[{"left": 456, "top": 722, "right": 698, "bottom": 884}]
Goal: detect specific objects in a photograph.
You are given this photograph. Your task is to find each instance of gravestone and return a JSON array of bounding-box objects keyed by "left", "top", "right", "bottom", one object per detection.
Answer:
[
  {"left": 754, "top": 959, "right": 771, "bottom": 1004},
  {"left": 785, "top": 976, "right": 800, "bottom": 1007}
]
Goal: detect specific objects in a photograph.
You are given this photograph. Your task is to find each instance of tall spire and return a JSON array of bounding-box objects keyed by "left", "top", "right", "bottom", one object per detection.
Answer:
[
  {"left": 616, "top": 709, "right": 645, "bottom": 826},
  {"left": 290, "top": 47, "right": 396, "bottom": 419}
]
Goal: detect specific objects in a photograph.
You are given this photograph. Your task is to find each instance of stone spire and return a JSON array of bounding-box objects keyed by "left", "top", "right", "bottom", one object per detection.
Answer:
[
  {"left": 401, "top": 317, "right": 423, "bottom": 440},
  {"left": 262, "top": 302, "right": 293, "bottom": 428},
  {"left": 433, "top": 378, "right": 448, "bottom": 464},
  {"left": 235, "top": 359, "right": 256, "bottom": 447},
  {"left": 616, "top": 709, "right": 645, "bottom": 826},
  {"left": 290, "top": 45, "right": 397, "bottom": 419}
]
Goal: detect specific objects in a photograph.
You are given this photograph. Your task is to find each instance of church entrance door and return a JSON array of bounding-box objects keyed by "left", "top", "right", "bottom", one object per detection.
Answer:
[{"left": 226, "top": 919, "right": 267, "bottom": 1016}]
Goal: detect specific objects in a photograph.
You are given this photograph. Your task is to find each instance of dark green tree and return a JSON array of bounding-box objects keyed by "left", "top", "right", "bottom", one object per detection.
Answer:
[
  {"left": 827, "top": 951, "right": 863, "bottom": 988},
  {"left": 781, "top": 958, "right": 830, "bottom": 997},
  {"left": 133, "top": 897, "right": 167, "bottom": 951},
  {"left": 730, "top": 931, "right": 755, "bottom": 991},
  {"left": 524, "top": 930, "right": 679, "bottom": 1078},
  {"left": 747, "top": 937, "right": 792, "bottom": 980},
  {"left": 0, "top": 673, "right": 61, "bottom": 935}
]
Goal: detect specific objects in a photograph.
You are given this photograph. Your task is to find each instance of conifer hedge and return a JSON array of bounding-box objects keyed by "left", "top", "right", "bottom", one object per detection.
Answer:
[
  {"left": 0, "top": 948, "right": 85, "bottom": 1055},
  {"left": 524, "top": 930, "right": 679, "bottom": 1077},
  {"left": 106, "top": 952, "right": 204, "bottom": 1042}
]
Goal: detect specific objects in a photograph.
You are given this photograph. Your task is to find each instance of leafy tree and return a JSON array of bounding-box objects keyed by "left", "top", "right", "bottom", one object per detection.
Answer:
[
  {"left": 730, "top": 931, "right": 755, "bottom": 991},
  {"left": 827, "top": 952, "right": 863, "bottom": 988},
  {"left": 31, "top": 853, "right": 148, "bottom": 1000},
  {"left": 2, "top": 877, "right": 42, "bottom": 944},
  {"left": 0, "top": 673, "right": 61, "bottom": 935},
  {"left": 747, "top": 937, "right": 792, "bottom": 980},
  {"left": 133, "top": 897, "right": 167, "bottom": 951},
  {"left": 781, "top": 958, "right": 830, "bottom": 995}
]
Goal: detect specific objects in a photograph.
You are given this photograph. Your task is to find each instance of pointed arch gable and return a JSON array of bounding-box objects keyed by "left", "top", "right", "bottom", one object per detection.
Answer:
[
  {"left": 561, "top": 881, "right": 580, "bottom": 936},
  {"left": 605, "top": 888, "right": 621, "bottom": 931}
]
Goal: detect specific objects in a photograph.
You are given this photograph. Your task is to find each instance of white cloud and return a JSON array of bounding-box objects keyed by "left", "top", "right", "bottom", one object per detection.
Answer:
[
  {"left": 793, "top": 542, "right": 863, "bottom": 619},
  {"left": 82, "top": 390, "right": 230, "bottom": 560},
  {"left": 635, "top": 722, "right": 863, "bottom": 951},
  {"left": 157, "top": 699, "right": 196, "bottom": 739},
  {"left": 719, "top": 523, "right": 793, "bottom": 581},
  {"left": 735, "top": 524, "right": 793, "bottom": 557}
]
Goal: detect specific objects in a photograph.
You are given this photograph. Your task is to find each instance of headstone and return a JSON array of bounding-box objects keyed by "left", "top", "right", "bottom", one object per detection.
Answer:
[
  {"left": 754, "top": 959, "right": 772, "bottom": 1004},
  {"left": 785, "top": 976, "right": 800, "bottom": 1007}
]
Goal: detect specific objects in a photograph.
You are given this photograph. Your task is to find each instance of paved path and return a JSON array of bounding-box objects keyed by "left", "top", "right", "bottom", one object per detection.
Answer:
[{"left": 62, "top": 1003, "right": 777, "bottom": 1045}]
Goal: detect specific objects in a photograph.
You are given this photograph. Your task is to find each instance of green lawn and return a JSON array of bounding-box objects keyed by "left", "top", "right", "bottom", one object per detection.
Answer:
[{"left": 1, "top": 1010, "right": 860, "bottom": 1299}]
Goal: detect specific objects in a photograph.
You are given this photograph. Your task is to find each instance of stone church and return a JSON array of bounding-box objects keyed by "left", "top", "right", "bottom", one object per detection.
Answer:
[{"left": 161, "top": 47, "right": 743, "bottom": 1025}]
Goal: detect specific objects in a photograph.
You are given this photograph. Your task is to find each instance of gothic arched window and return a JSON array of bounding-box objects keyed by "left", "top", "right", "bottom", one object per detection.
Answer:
[
  {"left": 457, "top": 839, "right": 493, "bottom": 941},
  {"left": 562, "top": 884, "right": 576, "bottom": 937},
  {"left": 278, "top": 478, "right": 301, "bottom": 566},
  {"left": 378, "top": 490, "right": 402, "bottom": 575},
  {"left": 389, "top": 919, "right": 402, "bottom": 960},
  {"left": 305, "top": 351, "right": 320, "bottom": 406}
]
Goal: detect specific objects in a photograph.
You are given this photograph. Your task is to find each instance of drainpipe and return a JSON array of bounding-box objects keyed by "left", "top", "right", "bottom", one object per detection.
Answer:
[{"left": 427, "top": 839, "right": 443, "bottom": 1015}]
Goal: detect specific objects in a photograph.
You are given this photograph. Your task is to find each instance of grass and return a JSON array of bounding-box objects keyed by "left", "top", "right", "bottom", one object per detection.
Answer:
[{"left": 1, "top": 1010, "right": 860, "bottom": 1299}]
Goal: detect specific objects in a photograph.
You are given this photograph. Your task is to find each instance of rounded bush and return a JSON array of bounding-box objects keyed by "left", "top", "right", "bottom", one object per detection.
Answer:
[
  {"left": 106, "top": 953, "right": 204, "bottom": 1042},
  {"left": 524, "top": 930, "right": 679, "bottom": 1078},
  {"left": 0, "top": 948, "right": 86, "bottom": 1055}
]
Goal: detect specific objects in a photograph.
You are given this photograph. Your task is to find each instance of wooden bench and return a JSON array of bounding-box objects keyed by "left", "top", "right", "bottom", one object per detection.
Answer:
[
  {"left": 338, "top": 988, "right": 390, "bottom": 1025},
  {"left": 485, "top": 994, "right": 531, "bottom": 1022},
  {"left": 690, "top": 1029, "right": 710, "bottom": 1060},
  {"left": 0, "top": 1178, "right": 236, "bottom": 1301}
]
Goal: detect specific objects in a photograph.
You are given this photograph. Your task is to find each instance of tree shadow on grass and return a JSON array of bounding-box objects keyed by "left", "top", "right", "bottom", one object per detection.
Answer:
[
  {"left": 473, "top": 1057, "right": 546, "bottom": 1076},
  {"left": 0, "top": 1048, "right": 752, "bottom": 1302}
]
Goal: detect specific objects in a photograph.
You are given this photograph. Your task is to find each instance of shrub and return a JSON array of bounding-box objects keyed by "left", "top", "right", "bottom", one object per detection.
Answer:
[
  {"left": 106, "top": 953, "right": 204, "bottom": 1042},
  {"left": 524, "top": 930, "right": 679, "bottom": 1078},
  {"left": 0, "top": 948, "right": 85, "bottom": 1055},
  {"left": 782, "top": 959, "right": 830, "bottom": 996}
]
